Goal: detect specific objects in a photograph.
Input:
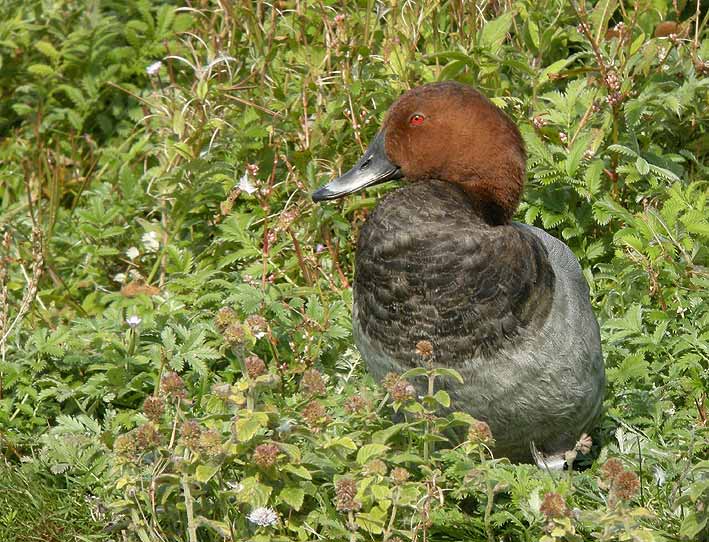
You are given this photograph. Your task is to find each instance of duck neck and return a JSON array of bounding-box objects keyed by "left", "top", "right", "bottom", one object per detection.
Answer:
[{"left": 456, "top": 163, "right": 525, "bottom": 226}]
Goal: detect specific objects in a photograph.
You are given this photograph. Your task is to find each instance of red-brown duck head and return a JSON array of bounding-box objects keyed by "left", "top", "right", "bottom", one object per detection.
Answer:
[{"left": 313, "top": 81, "right": 526, "bottom": 225}]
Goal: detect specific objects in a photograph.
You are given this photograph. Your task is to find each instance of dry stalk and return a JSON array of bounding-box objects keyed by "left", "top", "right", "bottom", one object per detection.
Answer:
[{"left": 0, "top": 225, "right": 44, "bottom": 352}]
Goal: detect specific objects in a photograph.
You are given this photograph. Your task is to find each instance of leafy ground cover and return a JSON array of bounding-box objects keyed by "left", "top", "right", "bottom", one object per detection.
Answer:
[{"left": 0, "top": 0, "right": 707, "bottom": 541}]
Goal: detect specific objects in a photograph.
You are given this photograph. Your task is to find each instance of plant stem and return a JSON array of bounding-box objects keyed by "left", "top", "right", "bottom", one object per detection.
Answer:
[{"left": 182, "top": 449, "right": 198, "bottom": 542}]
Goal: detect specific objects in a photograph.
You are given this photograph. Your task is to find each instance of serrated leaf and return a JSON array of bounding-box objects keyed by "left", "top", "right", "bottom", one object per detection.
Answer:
[
  {"left": 35, "top": 40, "right": 60, "bottom": 59},
  {"left": 635, "top": 157, "right": 650, "bottom": 175},
  {"left": 356, "top": 443, "right": 389, "bottom": 465},
  {"left": 28, "top": 64, "right": 55, "bottom": 77}
]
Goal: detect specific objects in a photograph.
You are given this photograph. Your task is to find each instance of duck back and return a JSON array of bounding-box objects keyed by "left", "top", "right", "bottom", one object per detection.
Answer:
[{"left": 353, "top": 180, "right": 604, "bottom": 462}]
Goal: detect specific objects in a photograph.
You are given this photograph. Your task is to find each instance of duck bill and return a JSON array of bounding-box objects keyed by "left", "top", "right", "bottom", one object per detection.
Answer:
[{"left": 312, "top": 131, "right": 403, "bottom": 202}]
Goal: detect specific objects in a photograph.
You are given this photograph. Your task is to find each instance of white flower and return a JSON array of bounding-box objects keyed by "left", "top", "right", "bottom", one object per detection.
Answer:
[
  {"left": 125, "top": 246, "right": 139, "bottom": 260},
  {"left": 142, "top": 231, "right": 160, "bottom": 253},
  {"left": 238, "top": 172, "right": 257, "bottom": 194},
  {"left": 113, "top": 273, "right": 126, "bottom": 284},
  {"left": 146, "top": 61, "right": 162, "bottom": 76},
  {"left": 247, "top": 506, "right": 278, "bottom": 527},
  {"left": 126, "top": 315, "right": 142, "bottom": 328}
]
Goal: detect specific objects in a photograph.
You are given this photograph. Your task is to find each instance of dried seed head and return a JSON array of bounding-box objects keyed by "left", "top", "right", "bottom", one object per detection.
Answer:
[
  {"left": 363, "top": 459, "right": 388, "bottom": 476},
  {"left": 415, "top": 340, "right": 433, "bottom": 358},
  {"left": 335, "top": 478, "right": 361, "bottom": 511},
  {"left": 391, "top": 467, "right": 411, "bottom": 485},
  {"left": 601, "top": 458, "right": 625, "bottom": 483},
  {"left": 135, "top": 423, "right": 161, "bottom": 451},
  {"left": 301, "top": 368, "right": 326, "bottom": 396},
  {"left": 180, "top": 420, "right": 202, "bottom": 450},
  {"left": 468, "top": 420, "right": 494, "bottom": 446},
  {"left": 302, "top": 400, "right": 328, "bottom": 429},
  {"left": 114, "top": 433, "right": 138, "bottom": 459},
  {"left": 215, "top": 307, "right": 238, "bottom": 330},
  {"left": 161, "top": 371, "right": 186, "bottom": 399},
  {"left": 245, "top": 355, "right": 266, "bottom": 378},
  {"left": 245, "top": 314, "right": 268, "bottom": 337},
  {"left": 383, "top": 373, "right": 416, "bottom": 403},
  {"left": 612, "top": 470, "right": 640, "bottom": 501},
  {"left": 143, "top": 395, "right": 165, "bottom": 423},
  {"left": 540, "top": 492, "right": 570, "bottom": 519},
  {"left": 344, "top": 394, "right": 369, "bottom": 414},
  {"left": 223, "top": 323, "right": 246, "bottom": 345},
  {"left": 253, "top": 443, "right": 280, "bottom": 468}
]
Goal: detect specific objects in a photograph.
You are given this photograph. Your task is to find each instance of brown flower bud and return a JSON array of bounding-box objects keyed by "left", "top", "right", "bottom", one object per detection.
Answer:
[
  {"left": 253, "top": 443, "right": 280, "bottom": 468},
  {"left": 335, "top": 478, "right": 361, "bottom": 511},
  {"left": 601, "top": 458, "right": 624, "bottom": 483},
  {"left": 301, "top": 368, "right": 326, "bottom": 396},
  {"left": 302, "top": 400, "right": 329, "bottom": 429},
  {"left": 161, "top": 371, "right": 186, "bottom": 399},
  {"left": 215, "top": 307, "right": 238, "bottom": 330},
  {"left": 143, "top": 395, "right": 165, "bottom": 423},
  {"left": 180, "top": 420, "right": 202, "bottom": 450},
  {"left": 540, "top": 492, "right": 570, "bottom": 519},
  {"left": 344, "top": 394, "right": 369, "bottom": 414},
  {"left": 612, "top": 470, "right": 640, "bottom": 501},
  {"left": 245, "top": 355, "right": 266, "bottom": 378},
  {"left": 415, "top": 340, "right": 433, "bottom": 358},
  {"left": 391, "top": 467, "right": 411, "bottom": 485},
  {"left": 468, "top": 420, "right": 494, "bottom": 446},
  {"left": 135, "top": 423, "right": 161, "bottom": 451}
]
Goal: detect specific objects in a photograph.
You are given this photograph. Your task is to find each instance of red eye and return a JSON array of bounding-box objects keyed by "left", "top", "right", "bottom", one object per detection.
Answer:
[{"left": 409, "top": 113, "right": 425, "bottom": 126}]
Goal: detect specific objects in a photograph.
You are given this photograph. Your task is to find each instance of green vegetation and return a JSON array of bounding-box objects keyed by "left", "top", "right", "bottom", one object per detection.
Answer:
[{"left": 1, "top": 0, "right": 707, "bottom": 541}]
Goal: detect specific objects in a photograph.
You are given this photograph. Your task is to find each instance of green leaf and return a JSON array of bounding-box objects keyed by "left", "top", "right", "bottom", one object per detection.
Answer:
[
  {"left": 234, "top": 412, "right": 268, "bottom": 442},
  {"left": 589, "top": 0, "right": 618, "bottom": 44},
  {"left": 635, "top": 157, "right": 650, "bottom": 176},
  {"left": 280, "top": 487, "right": 305, "bottom": 511},
  {"left": 433, "top": 390, "right": 451, "bottom": 408},
  {"left": 35, "top": 40, "right": 60, "bottom": 60},
  {"left": 356, "top": 444, "right": 389, "bottom": 465},
  {"left": 371, "top": 424, "right": 405, "bottom": 444},
  {"left": 283, "top": 464, "right": 312, "bottom": 480},
  {"left": 28, "top": 64, "right": 55, "bottom": 77},
  {"left": 400, "top": 367, "right": 427, "bottom": 380},
  {"left": 431, "top": 367, "right": 465, "bottom": 384},
  {"left": 479, "top": 11, "right": 514, "bottom": 53},
  {"left": 679, "top": 511, "right": 707, "bottom": 539},
  {"left": 195, "top": 464, "right": 220, "bottom": 483}
]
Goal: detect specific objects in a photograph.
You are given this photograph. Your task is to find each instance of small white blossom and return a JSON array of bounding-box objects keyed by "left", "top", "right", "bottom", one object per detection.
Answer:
[
  {"left": 146, "top": 61, "right": 162, "bottom": 76},
  {"left": 247, "top": 506, "right": 278, "bottom": 527},
  {"left": 113, "top": 273, "right": 127, "bottom": 284},
  {"left": 126, "top": 315, "right": 142, "bottom": 328},
  {"left": 238, "top": 172, "right": 258, "bottom": 194},
  {"left": 125, "top": 246, "right": 139, "bottom": 260},
  {"left": 142, "top": 231, "right": 160, "bottom": 252}
]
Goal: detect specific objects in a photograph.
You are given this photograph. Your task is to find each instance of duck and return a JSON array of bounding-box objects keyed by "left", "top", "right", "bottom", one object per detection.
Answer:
[{"left": 312, "top": 82, "right": 605, "bottom": 465}]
